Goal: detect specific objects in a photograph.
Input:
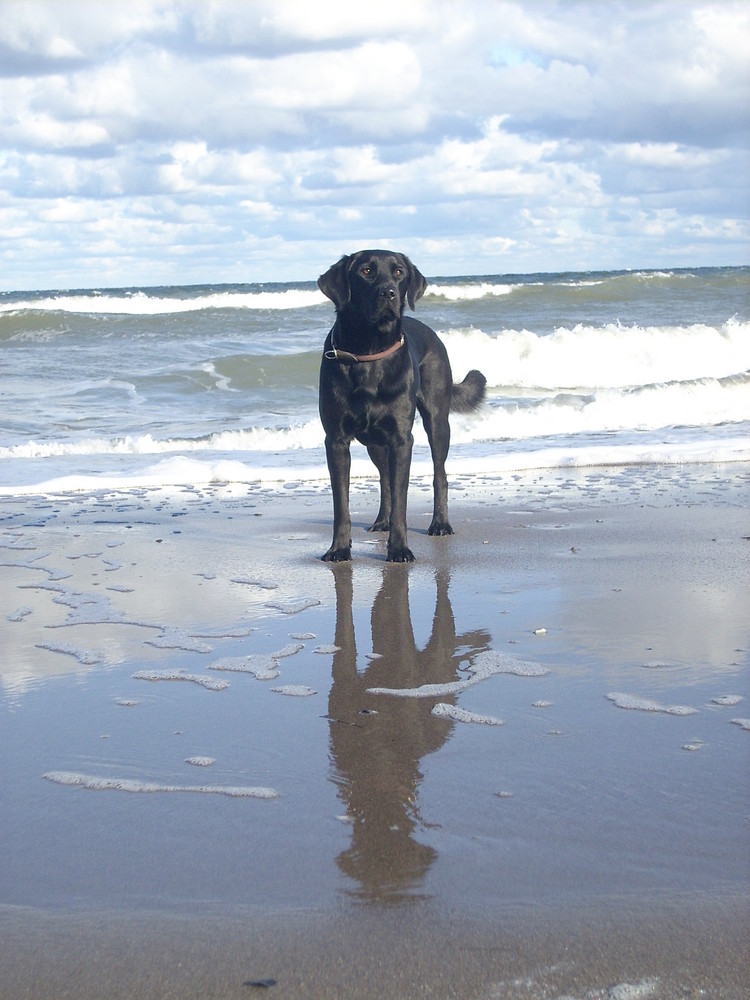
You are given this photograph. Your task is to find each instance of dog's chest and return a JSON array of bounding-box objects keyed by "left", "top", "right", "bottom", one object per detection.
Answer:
[{"left": 340, "top": 367, "right": 410, "bottom": 441}]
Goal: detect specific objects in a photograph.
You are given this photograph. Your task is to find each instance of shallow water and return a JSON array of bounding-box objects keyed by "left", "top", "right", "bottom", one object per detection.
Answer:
[{"left": 2, "top": 470, "right": 747, "bottom": 923}]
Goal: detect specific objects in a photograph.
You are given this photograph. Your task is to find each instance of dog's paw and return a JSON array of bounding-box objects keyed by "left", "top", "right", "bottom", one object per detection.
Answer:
[
  {"left": 387, "top": 545, "right": 415, "bottom": 563},
  {"left": 367, "top": 520, "right": 390, "bottom": 533},
  {"left": 322, "top": 546, "right": 352, "bottom": 562},
  {"left": 428, "top": 520, "right": 454, "bottom": 536}
]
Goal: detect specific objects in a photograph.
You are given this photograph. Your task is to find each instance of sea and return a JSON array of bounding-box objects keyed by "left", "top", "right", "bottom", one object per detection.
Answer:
[{"left": 1, "top": 265, "right": 749, "bottom": 495}]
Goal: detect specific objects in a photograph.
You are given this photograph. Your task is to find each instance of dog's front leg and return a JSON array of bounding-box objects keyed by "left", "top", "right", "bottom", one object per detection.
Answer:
[
  {"left": 386, "top": 433, "right": 415, "bottom": 563},
  {"left": 366, "top": 443, "right": 391, "bottom": 532},
  {"left": 323, "top": 437, "right": 353, "bottom": 562}
]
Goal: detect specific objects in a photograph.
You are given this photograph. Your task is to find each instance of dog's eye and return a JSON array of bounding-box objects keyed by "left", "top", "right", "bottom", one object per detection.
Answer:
[
  {"left": 393, "top": 267, "right": 404, "bottom": 278},
  {"left": 361, "top": 265, "right": 372, "bottom": 277}
]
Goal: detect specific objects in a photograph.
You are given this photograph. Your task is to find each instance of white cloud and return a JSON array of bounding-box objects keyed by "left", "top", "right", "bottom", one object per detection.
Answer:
[
  {"left": 613, "top": 142, "right": 718, "bottom": 170},
  {"left": 0, "top": 0, "right": 747, "bottom": 289},
  {"left": 7, "top": 112, "right": 110, "bottom": 150},
  {"left": 247, "top": 0, "right": 432, "bottom": 44}
]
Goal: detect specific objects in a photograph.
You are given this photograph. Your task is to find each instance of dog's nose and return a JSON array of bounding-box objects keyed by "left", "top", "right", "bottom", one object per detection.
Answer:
[{"left": 379, "top": 284, "right": 398, "bottom": 301}]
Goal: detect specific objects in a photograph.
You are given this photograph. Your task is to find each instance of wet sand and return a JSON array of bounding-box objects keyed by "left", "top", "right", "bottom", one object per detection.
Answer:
[{"left": 1, "top": 465, "right": 749, "bottom": 998}]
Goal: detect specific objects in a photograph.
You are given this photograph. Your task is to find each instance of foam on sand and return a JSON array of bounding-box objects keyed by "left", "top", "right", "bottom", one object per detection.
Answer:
[
  {"left": 43, "top": 770, "right": 278, "bottom": 798},
  {"left": 132, "top": 669, "right": 228, "bottom": 691},
  {"left": 607, "top": 980, "right": 659, "bottom": 1000},
  {"left": 367, "top": 648, "right": 548, "bottom": 698},
  {"left": 431, "top": 703, "right": 503, "bottom": 726},
  {"left": 35, "top": 642, "right": 104, "bottom": 665},
  {"left": 270, "top": 685, "right": 317, "bottom": 697},
  {"left": 208, "top": 656, "right": 279, "bottom": 680},
  {"left": 144, "top": 628, "right": 212, "bottom": 652},
  {"left": 208, "top": 642, "right": 305, "bottom": 681},
  {"left": 606, "top": 692, "right": 697, "bottom": 715},
  {"left": 549, "top": 976, "right": 660, "bottom": 999},
  {"left": 271, "top": 643, "right": 305, "bottom": 658},
  {"left": 265, "top": 597, "right": 321, "bottom": 614},
  {"left": 711, "top": 694, "right": 743, "bottom": 706}
]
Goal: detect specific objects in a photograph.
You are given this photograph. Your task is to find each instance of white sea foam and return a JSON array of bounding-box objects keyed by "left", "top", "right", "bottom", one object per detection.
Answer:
[
  {"left": 551, "top": 977, "right": 660, "bottom": 1000},
  {"left": 208, "top": 656, "right": 280, "bottom": 680},
  {"left": 0, "top": 422, "right": 324, "bottom": 461},
  {"left": 266, "top": 597, "right": 321, "bottom": 614},
  {"left": 132, "top": 669, "right": 228, "bottom": 690},
  {"left": 0, "top": 280, "right": 529, "bottom": 315},
  {"left": 472, "top": 649, "right": 550, "bottom": 677},
  {"left": 606, "top": 692, "right": 697, "bottom": 715},
  {"left": 442, "top": 318, "right": 750, "bottom": 390},
  {"left": 608, "top": 981, "right": 659, "bottom": 1000},
  {"left": 190, "top": 626, "right": 257, "bottom": 639},
  {"left": 232, "top": 576, "right": 279, "bottom": 590},
  {"left": 35, "top": 642, "right": 103, "bottom": 665},
  {"left": 272, "top": 643, "right": 305, "bottom": 658},
  {"left": 431, "top": 703, "right": 504, "bottom": 725},
  {"left": 730, "top": 718, "right": 750, "bottom": 731},
  {"left": 711, "top": 694, "right": 743, "bottom": 706},
  {"left": 1, "top": 288, "right": 326, "bottom": 315},
  {"left": 368, "top": 649, "right": 548, "bottom": 698},
  {"left": 451, "top": 377, "right": 750, "bottom": 444},
  {"left": 425, "top": 281, "right": 518, "bottom": 300},
  {"left": 144, "top": 628, "right": 212, "bottom": 652},
  {"left": 2, "top": 421, "right": 749, "bottom": 501},
  {"left": 44, "top": 770, "right": 279, "bottom": 798},
  {"left": 270, "top": 685, "right": 317, "bottom": 697},
  {"left": 8, "top": 607, "right": 33, "bottom": 621},
  {"left": 206, "top": 645, "right": 303, "bottom": 681}
]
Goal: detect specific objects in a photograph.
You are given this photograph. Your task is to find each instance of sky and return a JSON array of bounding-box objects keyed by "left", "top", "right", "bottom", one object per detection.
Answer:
[{"left": 1, "top": 0, "right": 748, "bottom": 291}]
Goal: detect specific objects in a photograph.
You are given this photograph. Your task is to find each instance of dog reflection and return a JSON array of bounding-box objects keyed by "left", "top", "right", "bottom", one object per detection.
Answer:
[{"left": 327, "top": 564, "right": 490, "bottom": 901}]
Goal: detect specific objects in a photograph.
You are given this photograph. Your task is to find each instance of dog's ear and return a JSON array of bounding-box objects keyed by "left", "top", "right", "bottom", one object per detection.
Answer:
[
  {"left": 404, "top": 257, "right": 428, "bottom": 310},
  {"left": 318, "top": 256, "right": 351, "bottom": 310}
]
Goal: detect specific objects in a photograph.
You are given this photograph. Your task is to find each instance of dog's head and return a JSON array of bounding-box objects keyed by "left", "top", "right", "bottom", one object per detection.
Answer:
[{"left": 318, "top": 250, "right": 428, "bottom": 329}]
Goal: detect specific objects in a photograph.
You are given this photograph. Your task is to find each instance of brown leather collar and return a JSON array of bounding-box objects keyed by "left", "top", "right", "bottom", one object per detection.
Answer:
[{"left": 325, "top": 334, "right": 405, "bottom": 364}]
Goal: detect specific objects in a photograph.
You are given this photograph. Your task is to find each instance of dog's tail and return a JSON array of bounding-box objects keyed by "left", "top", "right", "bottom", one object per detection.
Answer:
[{"left": 451, "top": 369, "right": 487, "bottom": 413}]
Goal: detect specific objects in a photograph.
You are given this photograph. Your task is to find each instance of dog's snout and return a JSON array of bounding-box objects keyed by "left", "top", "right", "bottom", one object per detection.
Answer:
[{"left": 379, "top": 283, "right": 398, "bottom": 301}]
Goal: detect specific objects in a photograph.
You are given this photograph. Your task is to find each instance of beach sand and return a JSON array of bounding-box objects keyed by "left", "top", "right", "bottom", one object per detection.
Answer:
[{"left": 1, "top": 464, "right": 749, "bottom": 999}]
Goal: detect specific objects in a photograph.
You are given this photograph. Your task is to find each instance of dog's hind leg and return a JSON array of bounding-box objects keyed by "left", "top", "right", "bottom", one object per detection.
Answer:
[
  {"left": 366, "top": 443, "right": 391, "bottom": 532},
  {"left": 420, "top": 403, "right": 454, "bottom": 537}
]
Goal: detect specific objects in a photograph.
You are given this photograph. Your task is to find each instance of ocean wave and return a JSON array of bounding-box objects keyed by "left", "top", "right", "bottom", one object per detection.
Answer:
[
  {"left": 3, "top": 370, "right": 747, "bottom": 464},
  {"left": 2, "top": 267, "right": 746, "bottom": 320},
  {"left": 0, "top": 280, "right": 518, "bottom": 315},
  {"left": 0, "top": 423, "right": 325, "bottom": 460},
  {"left": 450, "top": 375, "right": 750, "bottom": 444},
  {"left": 424, "top": 282, "right": 519, "bottom": 300},
  {"left": 442, "top": 318, "right": 750, "bottom": 390},
  {"left": 0, "top": 287, "right": 327, "bottom": 316},
  {"left": 3, "top": 436, "right": 750, "bottom": 497}
]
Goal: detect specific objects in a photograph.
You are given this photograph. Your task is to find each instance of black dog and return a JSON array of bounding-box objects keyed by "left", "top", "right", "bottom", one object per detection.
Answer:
[{"left": 318, "top": 249, "right": 486, "bottom": 562}]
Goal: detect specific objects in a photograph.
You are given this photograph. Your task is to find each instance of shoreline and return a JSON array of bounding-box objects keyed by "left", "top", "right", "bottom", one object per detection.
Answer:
[
  {"left": 2, "top": 890, "right": 748, "bottom": 999},
  {"left": 2, "top": 463, "right": 749, "bottom": 998}
]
